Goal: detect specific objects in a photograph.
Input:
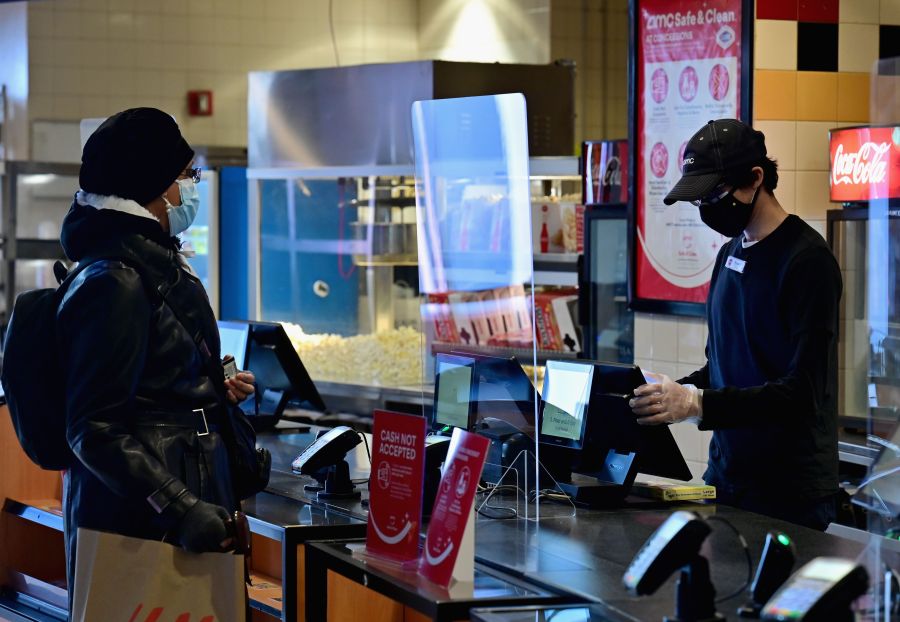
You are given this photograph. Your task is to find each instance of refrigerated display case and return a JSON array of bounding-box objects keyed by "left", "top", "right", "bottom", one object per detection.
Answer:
[
  {"left": 580, "top": 140, "right": 633, "bottom": 364},
  {"left": 582, "top": 205, "right": 632, "bottom": 363},
  {"left": 0, "top": 161, "right": 77, "bottom": 323},
  {"left": 181, "top": 169, "right": 219, "bottom": 316},
  {"left": 246, "top": 159, "right": 584, "bottom": 407}
]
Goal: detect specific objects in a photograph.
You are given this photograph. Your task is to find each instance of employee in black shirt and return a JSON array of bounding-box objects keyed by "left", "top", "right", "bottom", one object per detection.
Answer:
[{"left": 630, "top": 119, "right": 843, "bottom": 530}]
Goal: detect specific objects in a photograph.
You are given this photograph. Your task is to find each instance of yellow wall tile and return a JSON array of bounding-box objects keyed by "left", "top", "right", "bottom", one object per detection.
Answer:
[
  {"left": 753, "top": 120, "right": 796, "bottom": 170},
  {"left": 755, "top": 19, "right": 797, "bottom": 71},
  {"left": 838, "top": 24, "right": 879, "bottom": 72},
  {"left": 882, "top": 0, "right": 900, "bottom": 25},
  {"left": 795, "top": 170, "right": 832, "bottom": 220},
  {"left": 796, "top": 121, "right": 835, "bottom": 171},
  {"left": 797, "top": 71, "right": 838, "bottom": 121},
  {"left": 755, "top": 70, "right": 797, "bottom": 120},
  {"left": 871, "top": 74, "right": 900, "bottom": 124},
  {"left": 841, "top": 0, "right": 879, "bottom": 23},
  {"left": 774, "top": 170, "right": 797, "bottom": 215},
  {"left": 837, "top": 72, "right": 870, "bottom": 122}
]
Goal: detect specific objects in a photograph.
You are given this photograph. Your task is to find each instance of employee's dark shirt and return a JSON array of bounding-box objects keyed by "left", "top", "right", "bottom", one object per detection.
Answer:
[{"left": 680, "top": 215, "right": 842, "bottom": 499}]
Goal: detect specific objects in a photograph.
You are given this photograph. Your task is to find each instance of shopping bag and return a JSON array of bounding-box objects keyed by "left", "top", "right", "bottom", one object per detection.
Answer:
[{"left": 72, "top": 528, "right": 244, "bottom": 622}]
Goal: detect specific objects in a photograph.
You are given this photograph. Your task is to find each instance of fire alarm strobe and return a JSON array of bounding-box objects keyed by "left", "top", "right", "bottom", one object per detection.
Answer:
[{"left": 187, "top": 90, "right": 213, "bottom": 116}]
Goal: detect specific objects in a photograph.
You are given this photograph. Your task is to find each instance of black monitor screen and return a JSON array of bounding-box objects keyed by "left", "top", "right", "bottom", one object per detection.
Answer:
[
  {"left": 433, "top": 354, "right": 476, "bottom": 431},
  {"left": 217, "top": 320, "right": 250, "bottom": 370},
  {"left": 456, "top": 351, "right": 537, "bottom": 438},
  {"left": 238, "top": 321, "right": 327, "bottom": 412},
  {"left": 582, "top": 361, "right": 691, "bottom": 481},
  {"left": 540, "top": 360, "right": 594, "bottom": 450}
]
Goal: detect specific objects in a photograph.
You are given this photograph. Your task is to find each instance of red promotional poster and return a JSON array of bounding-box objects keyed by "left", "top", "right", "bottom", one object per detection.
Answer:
[
  {"left": 419, "top": 429, "right": 490, "bottom": 587},
  {"left": 634, "top": 0, "right": 745, "bottom": 310},
  {"left": 829, "top": 126, "right": 900, "bottom": 203},
  {"left": 366, "top": 410, "right": 427, "bottom": 563},
  {"left": 583, "top": 140, "right": 629, "bottom": 205}
]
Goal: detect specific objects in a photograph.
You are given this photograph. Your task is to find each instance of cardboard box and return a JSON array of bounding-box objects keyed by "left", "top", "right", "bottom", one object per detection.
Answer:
[
  {"left": 551, "top": 294, "right": 581, "bottom": 353},
  {"left": 531, "top": 292, "right": 562, "bottom": 351},
  {"left": 425, "top": 293, "right": 459, "bottom": 344},
  {"left": 448, "top": 292, "right": 492, "bottom": 346}
]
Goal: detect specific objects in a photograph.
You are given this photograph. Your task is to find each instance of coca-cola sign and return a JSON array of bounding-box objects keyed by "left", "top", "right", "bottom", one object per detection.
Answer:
[{"left": 830, "top": 126, "right": 900, "bottom": 202}]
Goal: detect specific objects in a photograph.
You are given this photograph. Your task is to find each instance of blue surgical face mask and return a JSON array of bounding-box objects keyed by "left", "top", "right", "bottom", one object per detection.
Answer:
[{"left": 163, "top": 178, "right": 200, "bottom": 235}]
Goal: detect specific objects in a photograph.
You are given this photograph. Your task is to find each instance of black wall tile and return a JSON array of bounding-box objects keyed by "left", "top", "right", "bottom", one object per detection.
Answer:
[{"left": 797, "top": 22, "right": 838, "bottom": 72}]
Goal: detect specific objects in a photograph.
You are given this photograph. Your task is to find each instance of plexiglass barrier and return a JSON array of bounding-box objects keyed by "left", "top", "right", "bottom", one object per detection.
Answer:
[
  {"left": 845, "top": 57, "right": 900, "bottom": 621},
  {"left": 412, "top": 94, "right": 575, "bottom": 521}
]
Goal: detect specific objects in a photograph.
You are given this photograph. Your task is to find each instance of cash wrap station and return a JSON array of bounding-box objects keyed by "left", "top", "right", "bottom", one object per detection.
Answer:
[{"left": 0, "top": 64, "right": 896, "bottom": 622}]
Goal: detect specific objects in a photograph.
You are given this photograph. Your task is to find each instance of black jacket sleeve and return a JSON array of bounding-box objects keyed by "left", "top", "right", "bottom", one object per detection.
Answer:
[
  {"left": 677, "top": 347, "right": 711, "bottom": 389},
  {"left": 698, "top": 247, "right": 842, "bottom": 430},
  {"left": 58, "top": 263, "right": 198, "bottom": 525}
]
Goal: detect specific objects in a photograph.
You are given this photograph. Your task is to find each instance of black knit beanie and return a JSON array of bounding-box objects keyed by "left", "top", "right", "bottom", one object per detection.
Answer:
[{"left": 79, "top": 108, "right": 194, "bottom": 206}]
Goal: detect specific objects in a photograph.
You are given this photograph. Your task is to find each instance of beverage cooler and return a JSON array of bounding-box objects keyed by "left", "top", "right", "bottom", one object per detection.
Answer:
[
  {"left": 0, "top": 161, "right": 223, "bottom": 322},
  {"left": 827, "top": 125, "right": 900, "bottom": 440},
  {"left": 580, "top": 140, "right": 633, "bottom": 364}
]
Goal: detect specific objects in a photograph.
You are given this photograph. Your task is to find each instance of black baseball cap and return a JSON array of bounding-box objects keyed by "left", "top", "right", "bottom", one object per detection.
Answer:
[{"left": 663, "top": 119, "right": 767, "bottom": 205}]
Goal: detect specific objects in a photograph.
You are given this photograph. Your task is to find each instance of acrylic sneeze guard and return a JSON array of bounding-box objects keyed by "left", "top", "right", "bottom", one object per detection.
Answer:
[
  {"left": 853, "top": 58, "right": 900, "bottom": 621},
  {"left": 412, "top": 94, "right": 574, "bottom": 521}
]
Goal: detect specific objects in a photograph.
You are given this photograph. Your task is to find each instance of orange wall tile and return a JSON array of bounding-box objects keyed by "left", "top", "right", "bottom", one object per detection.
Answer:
[
  {"left": 837, "top": 72, "right": 870, "bottom": 122},
  {"left": 797, "top": 71, "right": 838, "bottom": 121},
  {"left": 755, "top": 70, "right": 798, "bottom": 120}
]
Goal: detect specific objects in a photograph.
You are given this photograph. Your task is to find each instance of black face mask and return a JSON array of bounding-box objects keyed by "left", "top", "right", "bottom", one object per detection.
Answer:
[{"left": 699, "top": 186, "right": 760, "bottom": 237}]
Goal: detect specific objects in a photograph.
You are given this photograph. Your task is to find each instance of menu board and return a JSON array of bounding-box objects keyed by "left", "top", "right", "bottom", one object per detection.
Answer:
[{"left": 633, "top": 0, "right": 748, "bottom": 313}]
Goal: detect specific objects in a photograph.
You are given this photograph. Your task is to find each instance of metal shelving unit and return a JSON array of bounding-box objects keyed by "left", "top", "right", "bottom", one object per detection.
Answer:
[{"left": 0, "top": 161, "right": 78, "bottom": 324}]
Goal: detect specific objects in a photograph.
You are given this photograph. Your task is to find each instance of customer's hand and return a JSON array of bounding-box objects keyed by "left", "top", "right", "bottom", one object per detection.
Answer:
[
  {"left": 629, "top": 374, "right": 701, "bottom": 425},
  {"left": 225, "top": 370, "right": 255, "bottom": 404},
  {"left": 176, "top": 500, "right": 234, "bottom": 553}
]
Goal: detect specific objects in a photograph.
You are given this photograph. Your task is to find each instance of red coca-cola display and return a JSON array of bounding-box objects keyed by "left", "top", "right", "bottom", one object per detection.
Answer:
[{"left": 829, "top": 125, "right": 900, "bottom": 203}]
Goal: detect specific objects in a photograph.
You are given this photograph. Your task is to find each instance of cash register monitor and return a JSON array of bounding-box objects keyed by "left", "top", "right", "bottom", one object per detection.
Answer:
[
  {"left": 584, "top": 361, "right": 692, "bottom": 481},
  {"left": 220, "top": 321, "right": 327, "bottom": 424},
  {"left": 217, "top": 320, "right": 250, "bottom": 370},
  {"left": 461, "top": 352, "right": 537, "bottom": 438},
  {"left": 539, "top": 360, "right": 594, "bottom": 451},
  {"left": 432, "top": 353, "right": 477, "bottom": 433}
]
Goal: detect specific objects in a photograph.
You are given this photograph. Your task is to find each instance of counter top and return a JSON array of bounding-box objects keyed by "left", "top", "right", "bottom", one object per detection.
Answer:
[
  {"left": 253, "top": 427, "right": 869, "bottom": 621},
  {"left": 470, "top": 502, "right": 865, "bottom": 621}
]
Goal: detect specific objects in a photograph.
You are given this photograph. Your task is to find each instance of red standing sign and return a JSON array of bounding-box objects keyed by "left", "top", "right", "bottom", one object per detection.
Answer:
[
  {"left": 419, "top": 429, "right": 489, "bottom": 587},
  {"left": 365, "top": 410, "right": 426, "bottom": 563},
  {"left": 632, "top": 0, "right": 748, "bottom": 314}
]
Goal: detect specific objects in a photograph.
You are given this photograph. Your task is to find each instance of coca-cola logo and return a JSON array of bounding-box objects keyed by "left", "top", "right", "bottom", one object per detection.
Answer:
[{"left": 832, "top": 141, "right": 890, "bottom": 186}]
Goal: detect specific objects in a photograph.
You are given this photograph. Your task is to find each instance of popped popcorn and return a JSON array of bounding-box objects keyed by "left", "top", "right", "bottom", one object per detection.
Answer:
[{"left": 281, "top": 323, "right": 424, "bottom": 387}]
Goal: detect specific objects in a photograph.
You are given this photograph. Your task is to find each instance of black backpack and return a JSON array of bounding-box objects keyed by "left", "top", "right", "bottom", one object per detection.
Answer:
[{"left": 1, "top": 257, "right": 150, "bottom": 470}]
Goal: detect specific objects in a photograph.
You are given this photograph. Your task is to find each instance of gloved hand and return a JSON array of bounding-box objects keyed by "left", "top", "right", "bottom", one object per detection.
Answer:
[
  {"left": 629, "top": 374, "right": 702, "bottom": 425},
  {"left": 175, "top": 500, "right": 234, "bottom": 553}
]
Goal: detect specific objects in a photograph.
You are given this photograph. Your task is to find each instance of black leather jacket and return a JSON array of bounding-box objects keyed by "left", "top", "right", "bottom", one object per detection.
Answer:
[{"left": 57, "top": 200, "right": 257, "bottom": 586}]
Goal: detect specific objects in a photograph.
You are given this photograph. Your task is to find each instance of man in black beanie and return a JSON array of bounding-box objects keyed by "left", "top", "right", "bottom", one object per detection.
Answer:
[{"left": 57, "top": 108, "right": 268, "bottom": 610}]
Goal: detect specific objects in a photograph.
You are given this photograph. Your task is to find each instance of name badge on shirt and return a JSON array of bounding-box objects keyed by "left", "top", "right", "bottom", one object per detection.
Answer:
[{"left": 725, "top": 256, "right": 746, "bottom": 273}]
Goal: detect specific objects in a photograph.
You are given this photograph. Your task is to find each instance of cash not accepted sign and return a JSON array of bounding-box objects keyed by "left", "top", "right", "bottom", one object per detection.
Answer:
[{"left": 366, "top": 410, "right": 426, "bottom": 562}]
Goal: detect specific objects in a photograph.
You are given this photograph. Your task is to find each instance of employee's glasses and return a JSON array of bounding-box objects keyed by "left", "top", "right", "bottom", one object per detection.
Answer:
[
  {"left": 180, "top": 166, "right": 202, "bottom": 183},
  {"left": 689, "top": 186, "right": 729, "bottom": 207}
]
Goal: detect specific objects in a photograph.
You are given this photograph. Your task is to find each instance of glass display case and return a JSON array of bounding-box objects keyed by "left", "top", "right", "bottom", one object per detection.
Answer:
[
  {"left": 828, "top": 208, "right": 898, "bottom": 437},
  {"left": 0, "top": 162, "right": 77, "bottom": 322},
  {"left": 247, "top": 158, "right": 583, "bottom": 399}
]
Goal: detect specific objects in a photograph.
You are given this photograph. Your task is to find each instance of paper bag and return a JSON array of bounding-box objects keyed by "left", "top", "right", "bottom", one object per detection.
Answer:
[{"left": 72, "top": 528, "right": 244, "bottom": 622}]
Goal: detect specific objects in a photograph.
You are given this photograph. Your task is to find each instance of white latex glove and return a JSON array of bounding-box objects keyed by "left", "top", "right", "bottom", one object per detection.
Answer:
[{"left": 629, "top": 374, "right": 701, "bottom": 425}]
